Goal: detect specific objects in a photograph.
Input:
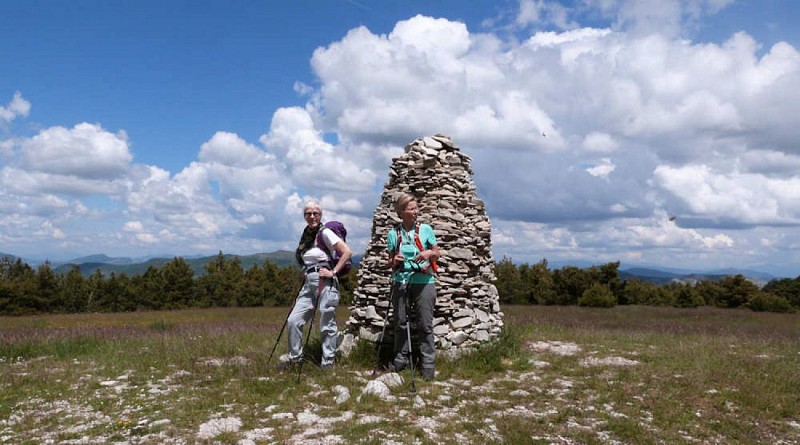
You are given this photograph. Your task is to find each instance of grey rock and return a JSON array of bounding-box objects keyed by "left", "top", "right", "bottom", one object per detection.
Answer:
[{"left": 362, "top": 380, "right": 393, "bottom": 401}]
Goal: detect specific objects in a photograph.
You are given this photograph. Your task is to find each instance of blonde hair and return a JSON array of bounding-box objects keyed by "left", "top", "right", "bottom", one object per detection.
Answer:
[{"left": 394, "top": 192, "right": 417, "bottom": 214}]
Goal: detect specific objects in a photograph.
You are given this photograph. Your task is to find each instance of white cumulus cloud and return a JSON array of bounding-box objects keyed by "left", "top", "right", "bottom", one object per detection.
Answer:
[
  {"left": 1, "top": 2, "right": 799, "bottom": 274},
  {"left": 0, "top": 92, "right": 30, "bottom": 123}
]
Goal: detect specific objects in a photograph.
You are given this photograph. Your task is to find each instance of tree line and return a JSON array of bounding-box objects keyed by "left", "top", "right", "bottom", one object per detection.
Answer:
[
  {"left": 1, "top": 254, "right": 797, "bottom": 316},
  {"left": 0, "top": 253, "right": 357, "bottom": 316},
  {"left": 495, "top": 258, "right": 798, "bottom": 313}
]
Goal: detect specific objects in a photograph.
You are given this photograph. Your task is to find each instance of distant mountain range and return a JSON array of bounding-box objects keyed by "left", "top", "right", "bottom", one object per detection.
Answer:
[
  {"left": 0, "top": 251, "right": 300, "bottom": 277},
  {"left": 546, "top": 260, "right": 785, "bottom": 287},
  {"left": 618, "top": 267, "right": 734, "bottom": 286},
  {"left": 50, "top": 251, "right": 303, "bottom": 277},
  {"left": 0, "top": 251, "right": 794, "bottom": 285}
]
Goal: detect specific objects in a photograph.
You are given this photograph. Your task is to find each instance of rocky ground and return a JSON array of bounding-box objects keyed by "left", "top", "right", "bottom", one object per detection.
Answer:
[
  {"left": 4, "top": 335, "right": 798, "bottom": 444},
  {"left": 0, "top": 332, "right": 800, "bottom": 445}
]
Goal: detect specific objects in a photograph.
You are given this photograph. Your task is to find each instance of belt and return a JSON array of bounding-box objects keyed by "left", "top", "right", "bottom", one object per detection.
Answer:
[{"left": 304, "top": 263, "right": 329, "bottom": 274}]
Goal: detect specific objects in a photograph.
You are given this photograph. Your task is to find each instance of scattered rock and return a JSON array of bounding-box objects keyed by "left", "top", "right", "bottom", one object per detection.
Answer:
[
  {"left": 333, "top": 385, "right": 350, "bottom": 404},
  {"left": 376, "top": 372, "right": 404, "bottom": 388},
  {"left": 197, "top": 416, "right": 242, "bottom": 440},
  {"left": 580, "top": 356, "right": 640, "bottom": 367},
  {"left": 528, "top": 341, "right": 582, "bottom": 356},
  {"left": 361, "top": 380, "right": 393, "bottom": 401}
]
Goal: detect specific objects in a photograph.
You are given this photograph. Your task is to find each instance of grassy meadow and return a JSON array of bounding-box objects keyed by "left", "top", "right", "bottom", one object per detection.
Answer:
[{"left": 1, "top": 305, "right": 798, "bottom": 444}]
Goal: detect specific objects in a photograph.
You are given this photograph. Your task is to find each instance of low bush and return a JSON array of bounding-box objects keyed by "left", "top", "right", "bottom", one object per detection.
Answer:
[
  {"left": 747, "top": 292, "right": 795, "bottom": 313},
  {"left": 578, "top": 283, "right": 616, "bottom": 308}
]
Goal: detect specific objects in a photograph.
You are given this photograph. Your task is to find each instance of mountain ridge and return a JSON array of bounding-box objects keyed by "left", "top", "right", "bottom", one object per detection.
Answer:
[{"left": 51, "top": 251, "right": 303, "bottom": 277}]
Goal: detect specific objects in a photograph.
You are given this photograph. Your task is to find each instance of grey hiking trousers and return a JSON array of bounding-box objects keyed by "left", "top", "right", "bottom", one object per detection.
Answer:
[
  {"left": 286, "top": 271, "right": 340, "bottom": 366},
  {"left": 391, "top": 281, "right": 436, "bottom": 371}
]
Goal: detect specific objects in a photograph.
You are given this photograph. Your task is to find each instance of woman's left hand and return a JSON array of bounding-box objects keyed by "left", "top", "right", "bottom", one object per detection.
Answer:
[
  {"left": 320, "top": 268, "right": 336, "bottom": 278},
  {"left": 415, "top": 250, "right": 431, "bottom": 262}
]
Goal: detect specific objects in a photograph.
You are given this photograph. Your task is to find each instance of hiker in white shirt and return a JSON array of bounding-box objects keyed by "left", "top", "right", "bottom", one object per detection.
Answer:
[{"left": 284, "top": 201, "right": 352, "bottom": 370}]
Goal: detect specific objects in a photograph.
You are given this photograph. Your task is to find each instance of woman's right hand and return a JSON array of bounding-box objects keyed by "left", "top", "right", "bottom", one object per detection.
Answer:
[{"left": 392, "top": 253, "right": 405, "bottom": 269}]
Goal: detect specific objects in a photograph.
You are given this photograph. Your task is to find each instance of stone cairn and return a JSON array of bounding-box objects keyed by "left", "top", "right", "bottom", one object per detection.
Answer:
[{"left": 342, "top": 134, "right": 504, "bottom": 355}]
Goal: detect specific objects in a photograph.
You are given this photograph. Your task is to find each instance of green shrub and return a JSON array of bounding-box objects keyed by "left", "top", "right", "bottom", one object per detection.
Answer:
[
  {"left": 578, "top": 283, "right": 616, "bottom": 308},
  {"left": 345, "top": 338, "right": 382, "bottom": 368},
  {"left": 455, "top": 326, "right": 522, "bottom": 374},
  {"left": 673, "top": 286, "right": 703, "bottom": 308},
  {"left": 746, "top": 292, "right": 795, "bottom": 313}
]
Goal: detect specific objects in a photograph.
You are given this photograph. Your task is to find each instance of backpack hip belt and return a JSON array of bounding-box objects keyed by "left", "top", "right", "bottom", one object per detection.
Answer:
[{"left": 304, "top": 262, "right": 330, "bottom": 274}]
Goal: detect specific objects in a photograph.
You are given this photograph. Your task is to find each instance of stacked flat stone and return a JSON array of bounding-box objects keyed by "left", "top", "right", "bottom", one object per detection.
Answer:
[{"left": 343, "top": 134, "right": 504, "bottom": 354}]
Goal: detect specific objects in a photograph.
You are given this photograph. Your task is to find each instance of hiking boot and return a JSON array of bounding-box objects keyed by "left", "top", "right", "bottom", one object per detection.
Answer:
[
  {"left": 386, "top": 361, "right": 405, "bottom": 373},
  {"left": 321, "top": 363, "right": 335, "bottom": 372},
  {"left": 421, "top": 368, "right": 435, "bottom": 381},
  {"left": 277, "top": 355, "right": 301, "bottom": 371}
]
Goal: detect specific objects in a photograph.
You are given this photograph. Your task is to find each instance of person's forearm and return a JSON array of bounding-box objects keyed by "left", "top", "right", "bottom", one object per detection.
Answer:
[{"left": 332, "top": 252, "right": 351, "bottom": 275}]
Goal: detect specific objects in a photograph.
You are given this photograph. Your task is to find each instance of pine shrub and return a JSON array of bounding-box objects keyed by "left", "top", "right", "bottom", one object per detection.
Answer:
[
  {"left": 578, "top": 283, "right": 617, "bottom": 308},
  {"left": 746, "top": 292, "right": 795, "bottom": 313}
]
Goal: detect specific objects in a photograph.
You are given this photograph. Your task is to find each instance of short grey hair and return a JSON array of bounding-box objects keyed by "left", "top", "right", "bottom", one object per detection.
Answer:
[{"left": 303, "top": 200, "right": 322, "bottom": 213}]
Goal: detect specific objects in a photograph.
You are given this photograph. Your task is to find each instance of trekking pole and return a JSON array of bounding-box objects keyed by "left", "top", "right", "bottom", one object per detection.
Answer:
[
  {"left": 296, "top": 274, "right": 325, "bottom": 383},
  {"left": 376, "top": 230, "right": 405, "bottom": 376},
  {"left": 403, "top": 271, "right": 417, "bottom": 393},
  {"left": 266, "top": 297, "right": 296, "bottom": 367},
  {"left": 267, "top": 271, "right": 304, "bottom": 367},
  {"left": 372, "top": 277, "right": 396, "bottom": 377}
]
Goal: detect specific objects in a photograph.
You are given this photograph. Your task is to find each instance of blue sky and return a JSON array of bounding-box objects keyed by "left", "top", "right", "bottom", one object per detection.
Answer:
[{"left": 2, "top": 0, "right": 800, "bottom": 277}]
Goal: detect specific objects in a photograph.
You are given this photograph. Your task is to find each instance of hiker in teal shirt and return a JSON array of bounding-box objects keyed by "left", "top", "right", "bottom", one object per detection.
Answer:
[{"left": 386, "top": 192, "right": 439, "bottom": 381}]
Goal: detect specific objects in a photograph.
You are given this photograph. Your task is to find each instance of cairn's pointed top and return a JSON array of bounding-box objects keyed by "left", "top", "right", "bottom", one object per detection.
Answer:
[{"left": 405, "top": 134, "right": 459, "bottom": 153}]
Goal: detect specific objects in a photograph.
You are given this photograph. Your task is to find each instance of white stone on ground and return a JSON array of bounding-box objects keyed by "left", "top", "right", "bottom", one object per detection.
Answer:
[
  {"left": 196, "top": 416, "right": 242, "bottom": 440},
  {"left": 580, "top": 356, "right": 640, "bottom": 367},
  {"left": 361, "top": 380, "right": 393, "bottom": 401},
  {"left": 333, "top": 385, "right": 350, "bottom": 404}
]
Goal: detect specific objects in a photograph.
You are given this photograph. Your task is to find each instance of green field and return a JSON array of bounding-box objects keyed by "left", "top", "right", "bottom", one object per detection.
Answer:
[{"left": 1, "top": 305, "right": 798, "bottom": 444}]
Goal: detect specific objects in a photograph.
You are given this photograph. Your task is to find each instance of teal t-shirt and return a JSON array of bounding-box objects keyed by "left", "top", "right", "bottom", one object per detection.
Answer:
[{"left": 387, "top": 223, "right": 437, "bottom": 284}]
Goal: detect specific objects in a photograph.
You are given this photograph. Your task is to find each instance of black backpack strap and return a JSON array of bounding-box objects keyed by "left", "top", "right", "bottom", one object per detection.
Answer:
[{"left": 391, "top": 224, "right": 399, "bottom": 253}]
